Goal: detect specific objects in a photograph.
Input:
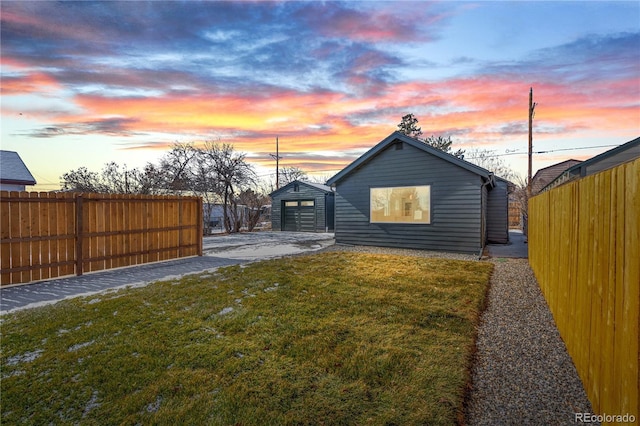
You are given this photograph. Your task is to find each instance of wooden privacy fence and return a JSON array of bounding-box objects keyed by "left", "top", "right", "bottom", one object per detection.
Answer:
[
  {"left": 1, "top": 192, "right": 203, "bottom": 286},
  {"left": 529, "top": 158, "right": 639, "bottom": 422}
]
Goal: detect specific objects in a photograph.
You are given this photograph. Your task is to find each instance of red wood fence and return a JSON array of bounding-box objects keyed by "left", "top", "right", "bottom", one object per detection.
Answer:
[{"left": 1, "top": 191, "right": 203, "bottom": 286}]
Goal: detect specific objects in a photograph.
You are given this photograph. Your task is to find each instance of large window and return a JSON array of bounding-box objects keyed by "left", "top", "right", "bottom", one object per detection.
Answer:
[{"left": 370, "top": 185, "right": 431, "bottom": 224}]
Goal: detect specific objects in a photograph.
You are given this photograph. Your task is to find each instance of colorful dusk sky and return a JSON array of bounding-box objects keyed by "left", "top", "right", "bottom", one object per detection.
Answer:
[{"left": 1, "top": 1, "right": 639, "bottom": 191}]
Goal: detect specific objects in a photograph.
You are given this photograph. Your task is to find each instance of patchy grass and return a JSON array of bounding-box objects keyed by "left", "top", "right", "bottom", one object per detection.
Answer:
[{"left": 1, "top": 252, "right": 492, "bottom": 425}]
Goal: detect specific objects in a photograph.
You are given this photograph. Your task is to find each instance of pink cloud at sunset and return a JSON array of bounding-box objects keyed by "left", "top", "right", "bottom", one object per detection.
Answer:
[{"left": 1, "top": 1, "right": 638, "bottom": 189}]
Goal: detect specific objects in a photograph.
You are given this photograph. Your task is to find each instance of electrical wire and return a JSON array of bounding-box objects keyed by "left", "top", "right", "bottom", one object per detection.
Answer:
[{"left": 464, "top": 144, "right": 620, "bottom": 160}]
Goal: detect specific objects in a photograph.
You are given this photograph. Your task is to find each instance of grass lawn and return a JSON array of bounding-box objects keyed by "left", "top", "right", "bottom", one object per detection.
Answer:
[{"left": 1, "top": 252, "right": 492, "bottom": 425}]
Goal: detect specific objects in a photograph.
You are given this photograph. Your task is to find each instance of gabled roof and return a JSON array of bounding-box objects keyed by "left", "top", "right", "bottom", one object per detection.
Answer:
[
  {"left": 0, "top": 150, "right": 36, "bottom": 185},
  {"left": 326, "top": 132, "right": 493, "bottom": 186},
  {"left": 540, "top": 136, "right": 640, "bottom": 192},
  {"left": 270, "top": 180, "right": 333, "bottom": 197},
  {"left": 562, "top": 136, "right": 640, "bottom": 177},
  {"left": 531, "top": 159, "right": 582, "bottom": 195}
]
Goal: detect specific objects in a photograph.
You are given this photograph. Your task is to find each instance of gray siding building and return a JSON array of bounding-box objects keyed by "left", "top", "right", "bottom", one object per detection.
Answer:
[
  {"left": 0, "top": 150, "right": 36, "bottom": 191},
  {"left": 542, "top": 136, "right": 640, "bottom": 192},
  {"left": 486, "top": 177, "right": 510, "bottom": 244},
  {"left": 270, "top": 180, "right": 334, "bottom": 232},
  {"left": 326, "top": 132, "right": 508, "bottom": 254}
]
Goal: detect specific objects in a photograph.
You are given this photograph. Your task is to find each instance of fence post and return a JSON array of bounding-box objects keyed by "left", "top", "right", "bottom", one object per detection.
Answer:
[
  {"left": 75, "top": 195, "right": 84, "bottom": 276},
  {"left": 197, "top": 197, "right": 203, "bottom": 256}
]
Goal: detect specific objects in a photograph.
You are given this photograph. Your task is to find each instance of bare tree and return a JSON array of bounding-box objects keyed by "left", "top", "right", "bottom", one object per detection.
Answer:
[
  {"left": 201, "top": 141, "right": 255, "bottom": 233},
  {"left": 464, "top": 148, "right": 518, "bottom": 181},
  {"left": 187, "top": 149, "right": 221, "bottom": 234},
  {"left": 60, "top": 167, "right": 104, "bottom": 192},
  {"left": 158, "top": 142, "right": 197, "bottom": 194},
  {"left": 279, "top": 166, "right": 307, "bottom": 186},
  {"left": 306, "top": 173, "right": 334, "bottom": 185},
  {"left": 238, "top": 188, "right": 269, "bottom": 231},
  {"left": 61, "top": 162, "right": 162, "bottom": 194},
  {"left": 61, "top": 140, "right": 257, "bottom": 235}
]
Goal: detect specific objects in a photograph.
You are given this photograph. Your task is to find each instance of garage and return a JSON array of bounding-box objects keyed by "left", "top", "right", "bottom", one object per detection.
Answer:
[{"left": 270, "top": 180, "right": 334, "bottom": 232}]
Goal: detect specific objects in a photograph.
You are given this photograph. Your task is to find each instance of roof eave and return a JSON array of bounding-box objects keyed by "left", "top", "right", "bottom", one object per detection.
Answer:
[
  {"left": 269, "top": 179, "right": 332, "bottom": 197},
  {"left": 0, "top": 178, "right": 37, "bottom": 185},
  {"left": 327, "top": 131, "right": 492, "bottom": 185}
]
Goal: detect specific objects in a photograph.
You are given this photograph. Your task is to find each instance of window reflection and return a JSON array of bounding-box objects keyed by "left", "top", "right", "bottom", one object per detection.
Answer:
[{"left": 370, "top": 186, "right": 430, "bottom": 224}]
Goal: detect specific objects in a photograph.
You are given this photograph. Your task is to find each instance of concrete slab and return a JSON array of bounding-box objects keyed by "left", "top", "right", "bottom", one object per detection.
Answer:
[{"left": 486, "top": 230, "right": 528, "bottom": 258}]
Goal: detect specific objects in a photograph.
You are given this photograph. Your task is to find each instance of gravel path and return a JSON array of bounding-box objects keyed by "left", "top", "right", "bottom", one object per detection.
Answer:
[
  {"left": 321, "top": 245, "right": 597, "bottom": 425},
  {"left": 466, "top": 258, "right": 597, "bottom": 425}
]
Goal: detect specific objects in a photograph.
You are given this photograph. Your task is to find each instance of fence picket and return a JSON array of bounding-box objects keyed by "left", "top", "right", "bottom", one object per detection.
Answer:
[{"left": 0, "top": 191, "right": 11, "bottom": 284}]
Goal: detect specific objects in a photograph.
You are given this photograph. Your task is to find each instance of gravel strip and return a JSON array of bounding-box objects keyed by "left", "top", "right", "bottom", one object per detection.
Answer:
[
  {"left": 316, "top": 243, "right": 478, "bottom": 261},
  {"left": 466, "top": 258, "right": 597, "bottom": 425},
  {"left": 314, "top": 245, "right": 596, "bottom": 425}
]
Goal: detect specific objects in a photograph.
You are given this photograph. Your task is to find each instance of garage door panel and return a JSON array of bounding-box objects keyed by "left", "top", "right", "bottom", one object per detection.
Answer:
[
  {"left": 298, "top": 208, "right": 316, "bottom": 232},
  {"left": 283, "top": 200, "right": 316, "bottom": 232},
  {"left": 283, "top": 208, "right": 299, "bottom": 231}
]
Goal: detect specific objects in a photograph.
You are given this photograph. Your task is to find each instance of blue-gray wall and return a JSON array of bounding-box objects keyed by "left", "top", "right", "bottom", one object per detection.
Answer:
[
  {"left": 487, "top": 179, "right": 509, "bottom": 243},
  {"left": 271, "top": 182, "right": 334, "bottom": 232},
  {"left": 333, "top": 141, "right": 486, "bottom": 253}
]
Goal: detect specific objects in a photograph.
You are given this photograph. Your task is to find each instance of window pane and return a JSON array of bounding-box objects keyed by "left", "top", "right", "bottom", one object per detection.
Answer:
[
  {"left": 284, "top": 201, "right": 298, "bottom": 207},
  {"left": 370, "top": 185, "right": 430, "bottom": 224},
  {"left": 300, "top": 200, "right": 315, "bottom": 207}
]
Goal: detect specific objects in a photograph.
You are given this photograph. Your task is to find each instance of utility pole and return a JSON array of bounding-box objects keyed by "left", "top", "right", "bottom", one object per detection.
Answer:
[
  {"left": 269, "top": 136, "right": 281, "bottom": 189},
  {"left": 527, "top": 87, "right": 537, "bottom": 198}
]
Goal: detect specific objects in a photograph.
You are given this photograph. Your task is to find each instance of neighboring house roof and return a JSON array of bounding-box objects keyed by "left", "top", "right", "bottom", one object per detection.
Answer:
[
  {"left": 0, "top": 150, "right": 37, "bottom": 186},
  {"left": 541, "top": 136, "right": 640, "bottom": 192},
  {"left": 270, "top": 180, "right": 333, "bottom": 197},
  {"left": 494, "top": 175, "right": 517, "bottom": 193},
  {"left": 327, "top": 132, "right": 494, "bottom": 186},
  {"left": 530, "top": 159, "right": 582, "bottom": 195}
]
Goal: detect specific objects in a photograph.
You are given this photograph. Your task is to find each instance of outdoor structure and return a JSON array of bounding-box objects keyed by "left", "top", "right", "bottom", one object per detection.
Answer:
[
  {"left": 326, "top": 132, "right": 508, "bottom": 254},
  {"left": 542, "top": 136, "right": 640, "bottom": 192},
  {"left": 1, "top": 191, "right": 202, "bottom": 285},
  {"left": 270, "top": 180, "right": 334, "bottom": 232},
  {"left": 529, "top": 157, "right": 639, "bottom": 420},
  {"left": 508, "top": 192, "right": 523, "bottom": 229},
  {"left": 530, "top": 159, "right": 582, "bottom": 196},
  {"left": 487, "top": 177, "right": 511, "bottom": 243},
  {"left": 0, "top": 150, "right": 36, "bottom": 191}
]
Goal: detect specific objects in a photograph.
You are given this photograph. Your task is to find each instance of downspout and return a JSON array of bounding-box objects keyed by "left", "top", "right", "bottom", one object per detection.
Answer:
[
  {"left": 324, "top": 193, "right": 329, "bottom": 232},
  {"left": 479, "top": 175, "right": 495, "bottom": 260}
]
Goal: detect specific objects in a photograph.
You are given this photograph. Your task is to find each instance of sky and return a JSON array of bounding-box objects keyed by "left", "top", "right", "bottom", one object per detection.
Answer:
[{"left": 1, "top": 0, "right": 639, "bottom": 191}]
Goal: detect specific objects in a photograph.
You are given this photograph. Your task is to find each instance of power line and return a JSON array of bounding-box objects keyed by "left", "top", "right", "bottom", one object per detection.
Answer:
[{"left": 464, "top": 144, "right": 619, "bottom": 160}]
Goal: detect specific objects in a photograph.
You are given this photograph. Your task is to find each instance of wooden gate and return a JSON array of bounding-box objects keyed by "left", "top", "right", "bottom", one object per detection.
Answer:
[{"left": 1, "top": 192, "right": 203, "bottom": 285}]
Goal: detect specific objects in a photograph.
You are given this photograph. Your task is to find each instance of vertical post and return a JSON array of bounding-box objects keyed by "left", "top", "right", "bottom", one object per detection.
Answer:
[
  {"left": 197, "top": 197, "right": 203, "bottom": 256},
  {"left": 75, "top": 195, "right": 84, "bottom": 276},
  {"left": 528, "top": 87, "right": 533, "bottom": 198},
  {"left": 270, "top": 137, "right": 281, "bottom": 190},
  {"left": 527, "top": 87, "right": 537, "bottom": 199}
]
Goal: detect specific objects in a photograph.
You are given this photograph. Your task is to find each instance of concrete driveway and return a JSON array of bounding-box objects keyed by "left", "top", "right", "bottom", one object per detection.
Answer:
[
  {"left": 0, "top": 232, "right": 334, "bottom": 314},
  {"left": 203, "top": 231, "right": 335, "bottom": 259},
  {"left": 485, "top": 230, "right": 528, "bottom": 258}
]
